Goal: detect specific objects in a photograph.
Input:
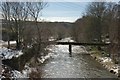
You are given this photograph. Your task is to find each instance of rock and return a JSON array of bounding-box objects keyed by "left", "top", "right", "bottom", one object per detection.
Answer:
[{"left": 110, "top": 70, "right": 114, "bottom": 73}]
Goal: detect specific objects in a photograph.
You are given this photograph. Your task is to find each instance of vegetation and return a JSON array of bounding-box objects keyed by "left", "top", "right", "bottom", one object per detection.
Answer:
[
  {"left": 1, "top": 1, "right": 120, "bottom": 78},
  {"left": 72, "top": 2, "right": 120, "bottom": 63}
]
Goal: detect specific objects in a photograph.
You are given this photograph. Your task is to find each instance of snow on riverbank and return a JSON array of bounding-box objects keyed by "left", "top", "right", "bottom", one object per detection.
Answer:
[
  {"left": 0, "top": 40, "right": 16, "bottom": 46},
  {"left": 0, "top": 47, "right": 23, "bottom": 60},
  {"left": 1, "top": 64, "right": 34, "bottom": 78},
  {"left": 57, "top": 37, "right": 74, "bottom": 42},
  {"left": 90, "top": 53, "right": 119, "bottom": 77},
  {"left": 11, "top": 64, "right": 32, "bottom": 78},
  {"left": 0, "top": 40, "right": 19, "bottom": 60},
  {"left": 37, "top": 53, "right": 54, "bottom": 63},
  {"left": 98, "top": 57, "right": 119, "bottom": 77},
  {"left": 0, "top": 47, "right": 24, "bottom": 78}
]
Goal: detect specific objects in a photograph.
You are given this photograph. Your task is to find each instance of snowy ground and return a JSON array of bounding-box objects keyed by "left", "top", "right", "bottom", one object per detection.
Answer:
[
  {"left": 0, "top": 40, "right": 24, "bottom": 78},
  {"left": 57, "top": 37, "right": 74, "bottom": 42},
  {"left": 0, "top": 40, "right": 20, "bottom": 60},
  {"left": 0, "top": 40, "right": 16, "bottom": 46},
  {"left": 0, "top": 47, "right": 23, "bottom": 60},
  {"left": 90, "top": 52, "right": 119, "bottom": 77},
  {"left": 97, "top": 57, "right": 119, "bottom": 76}
]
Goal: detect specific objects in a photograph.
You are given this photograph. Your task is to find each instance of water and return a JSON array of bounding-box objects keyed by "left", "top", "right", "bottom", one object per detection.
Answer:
[{"left": 40, "top": 45, "right": 117, "bottom": 78}]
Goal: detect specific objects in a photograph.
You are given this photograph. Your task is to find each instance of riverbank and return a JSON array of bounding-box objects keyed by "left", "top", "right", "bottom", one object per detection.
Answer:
[
  {"left": 89, "top": 49, "right": 119, "bottom": 77},
  {"left": 0, "top": 38, "right": 119, "bottom": 78},
  {"left": 0, "top": 38, "right": 75, "bottom": 78}
]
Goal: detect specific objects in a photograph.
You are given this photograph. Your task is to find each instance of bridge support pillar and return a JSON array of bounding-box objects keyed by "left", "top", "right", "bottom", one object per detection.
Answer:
[{"left": 69, "top": 44, "right": 72, "bottom": 57}]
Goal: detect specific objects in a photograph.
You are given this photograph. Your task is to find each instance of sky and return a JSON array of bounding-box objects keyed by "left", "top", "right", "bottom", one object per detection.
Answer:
[
  {"left": 39, "top": 0, "right": 119, "bottom": 22},
  {"left": 40, "top": 2, "right": 88, "bottom": 22},
  {"left": 0, "top": 0, "right": 119, "bottom": 22}
]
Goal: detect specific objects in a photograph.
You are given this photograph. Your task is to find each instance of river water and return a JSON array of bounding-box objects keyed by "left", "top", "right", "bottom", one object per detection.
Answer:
[{"left": 38, "top": 45, "right": 117, "bottom": 78}]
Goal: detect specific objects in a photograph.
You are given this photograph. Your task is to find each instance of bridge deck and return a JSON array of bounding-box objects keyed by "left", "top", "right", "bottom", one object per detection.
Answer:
[
  {"left": 42, "top": 41, "right": 110, "bottom": 46},
  {"left": 41, "top": 41, "right": 110, "bottom": 57},
  {"left": 57, "top": 42, "right": 110, "bottom": 46}
]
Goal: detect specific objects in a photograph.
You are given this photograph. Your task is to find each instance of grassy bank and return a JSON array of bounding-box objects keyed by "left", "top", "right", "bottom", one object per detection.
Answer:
[{"left": 88, "top": 47, "right": 119, "bottom": 77}]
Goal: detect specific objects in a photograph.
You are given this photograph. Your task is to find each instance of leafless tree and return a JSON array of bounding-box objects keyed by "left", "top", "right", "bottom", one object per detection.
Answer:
[
  {"left": 1, "top": 2, "right": 11, "bottom": 48},
  {"left": 86, "top": 2, "right": 107, "bottom": 42},
  {"left": 10, "top": 2, "right": 29, "bottom": 49},
  {"left": 26, "top": 2, "right": 47, "bottom": 53}
]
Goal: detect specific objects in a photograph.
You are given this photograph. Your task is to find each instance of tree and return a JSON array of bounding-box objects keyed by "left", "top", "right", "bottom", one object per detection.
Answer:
[
  {"left": 85, "top": 2, "right": 119, "bottom": 62},
  {"left": 72, "top": 16, "right": 91, "bottom": 43},
  {"left": 1, "top": 2, "right": 11, "bottom": 48},
  {"left": 1, "top": 2, "right": 30, "bottom": 49},
  {"left": 10, "top": 2, "right": 29, "bottom": 49},
  {"left": 26, "top": 2, "right": 47, "bottom": 54},
  {"left": 117, "top": 2, "right": 120, "bottom": 64},
  {"left": 99, "top": 2, "right": 119, "bottom": 62},
  {"left": 118, "top": 1, "right": 120, "bottom": 66},
  {"left": 86, "top": 2, "right": 107, "bottom": 43},
  {"left": 109, "top": 2, "right": 120, "bottom": 63}
]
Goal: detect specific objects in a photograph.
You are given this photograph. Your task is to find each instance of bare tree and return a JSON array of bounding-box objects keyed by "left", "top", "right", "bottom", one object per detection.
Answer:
[
  {"left": 101, "top": 2, "right": 119, "bottom": 63},
  {"left": 118, "top": 1, "right": 120, "bottom": 68},
  {"left": 1, "top": 2, "right": 11, "bottom": 48},
  {"left": 118, "top": 2, "right": 120, "bottom": 53},
  {"left": 9, "top": 2, "right": 29, "bottom": 49},
  {"left": 86, "top": 2, "right": 107, "bottom": 43},
  {"left": 85, "top": 2, "right": 119, "bottom": 62},
  {"left": 27, "top": 2, "right": 47, "bottom": 54}
]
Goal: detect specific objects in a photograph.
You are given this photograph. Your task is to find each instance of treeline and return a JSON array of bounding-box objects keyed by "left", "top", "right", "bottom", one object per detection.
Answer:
[
  {"left": 1, "top": 2, "right": 72, "bottom": 50},
  {"left": 1, "top": 2, "right": 73, "bottom": 70},
  {"left": 72, "top": 2, "right": 120, "bottom": 63},
  {"left": 1, "top": 2, "right": 47, "bottom": 50},
  {"left": 2, "top": 20, "right": 73, "bottom": 41},
  {"left": 1, "top": 2, "right": 49, "bottom": 70}
]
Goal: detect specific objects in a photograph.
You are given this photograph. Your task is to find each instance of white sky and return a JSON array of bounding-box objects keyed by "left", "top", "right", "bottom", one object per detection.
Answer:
[{"left": 40, "top": 17, "right": 80, "bottom": 22}]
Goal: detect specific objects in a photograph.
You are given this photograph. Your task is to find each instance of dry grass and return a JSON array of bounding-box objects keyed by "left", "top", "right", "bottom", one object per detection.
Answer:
[
  {"left": 90, "top": 50, "right": 101, "bottom": 59},
  {"left": 29, "top": 69, "right": 41, "bottom": 79}
]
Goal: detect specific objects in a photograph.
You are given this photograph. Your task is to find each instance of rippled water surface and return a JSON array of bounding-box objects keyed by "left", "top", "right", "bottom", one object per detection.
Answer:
[{"left": 40, "top": 45, "right": 117, "bottom": 78}]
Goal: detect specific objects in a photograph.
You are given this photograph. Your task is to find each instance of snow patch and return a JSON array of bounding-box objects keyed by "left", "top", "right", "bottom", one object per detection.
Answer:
[
  {"left": 57, "top": 37, "right": 74, "bottom": 42},
  {"left": 102, "top": 57, "right": 112, "bottom": 62},
  {"left": 93, "top": 56, "right": 119, "bottom": 76},
  {"left": 12, "top": 64, "right": 32, "bottom": 78},
  {"left": 72, "top": 46, "right": 88, "bottom": 53},
  {"left": 0, "top": 47, "right": 23, "bottom": 60},
  {"left": 49, "top": 37, "right": 56, "bottom": 41},
  {"left": 38, "top": 53, "right": 54, "bottom": 63},
  {"left": 0, "top": 40, "right": 16, "bottom": 46}
]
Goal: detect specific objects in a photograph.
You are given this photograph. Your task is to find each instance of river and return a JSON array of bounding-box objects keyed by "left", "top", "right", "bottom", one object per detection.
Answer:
[{"left": 38, "top": 45, "right": 117, "bottom": 78}]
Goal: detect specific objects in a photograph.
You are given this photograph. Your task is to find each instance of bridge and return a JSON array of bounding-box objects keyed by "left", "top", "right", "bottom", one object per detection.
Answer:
[
  {"left": 42, "top": 41, "right": 110, "bottom": 57},
  {"left": 2, "top": 40, "right": 110, "bottom": 57}
]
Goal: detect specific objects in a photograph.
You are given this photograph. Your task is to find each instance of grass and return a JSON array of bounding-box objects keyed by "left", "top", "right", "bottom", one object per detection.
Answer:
[
  {"left": 89, "top": 47, "right": 114, "bottom": 68},
  {"left": 89, "top": 47, "right": 102, "bottom": 59},
  {"left": 89, "top": 46, "right": 119, "bottom": 76},
  {"left": 90, "top": 46, "right": 110, "bottom": 56}
]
